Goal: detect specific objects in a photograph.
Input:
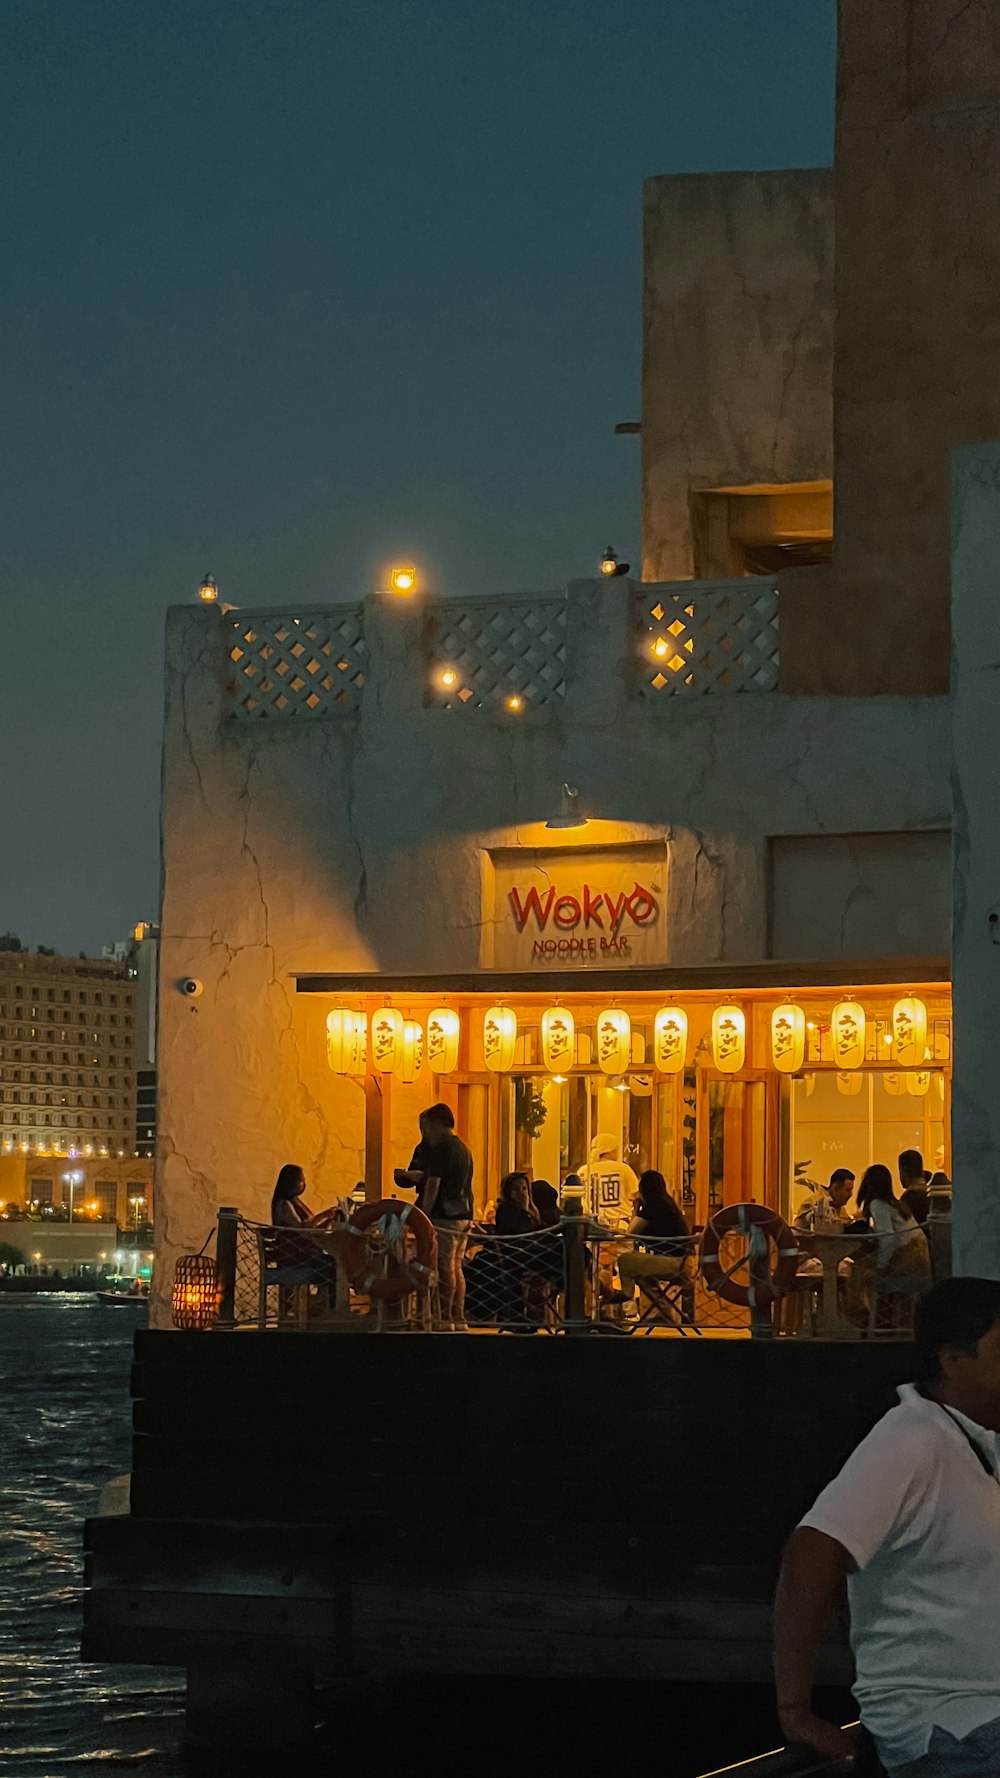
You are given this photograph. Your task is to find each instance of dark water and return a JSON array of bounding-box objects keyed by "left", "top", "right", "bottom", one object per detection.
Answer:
[{"left": 1, "top": 1297, "right": 852, "bottom": 1777}]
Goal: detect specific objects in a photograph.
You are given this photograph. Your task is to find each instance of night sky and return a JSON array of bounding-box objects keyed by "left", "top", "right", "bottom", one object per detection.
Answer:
[{"left": 0, "top": 0, "right": 834, "bottom": 954}]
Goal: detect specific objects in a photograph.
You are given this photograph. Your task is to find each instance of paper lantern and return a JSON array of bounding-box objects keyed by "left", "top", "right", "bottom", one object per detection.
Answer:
[
  {"left": 596, "top": 1008, "right": 631, "bottom": 1076},
  {"left": 837, "top": 1070, "right": 865, "bottom": 1097},
  {"left": 393, "top": 1020, "right": 423, "bottom": 1084},
  {"left": 541, "top": 1006, "right": 575, "bottom": 1074},
  {"left": 892, "top": 997, "right": 928, "bottom": 1066},
  {"left": 771, "top": 1003, "right": 806, "bottom": 1074},
  {"left": 712, "top": 1004, "right": 746, "bottom": 1073},
  {"left": 653, "top": 1007, "right": 688, "bottom": 1074},
  {"left": 426, "top": 1007, "right": 460, "bottom": 1074},
  {"left": 171, "top": 1254, "right": 222, "bottom": 1330},
  {"left": 326, "top": 1008, "right": 366, "bottom": 1075},
  {"left": 883, "top": 1072, "right": 907, "bottom": 1097},
  {"left": 483, "top": 1005, "right": 517, "bottom": 1073},
  {"left": 936, "top": 1073, "right": 945, "bottom": 1103},
  {"left": 371, "top": 1006, "right": 404, "bottom": 1074},
  {"left": 906, "top": 1070, "right": 930, "bottom": 1097},
  {"left": 832, "top": 1000, "right": 866, "bottom": 1070}
]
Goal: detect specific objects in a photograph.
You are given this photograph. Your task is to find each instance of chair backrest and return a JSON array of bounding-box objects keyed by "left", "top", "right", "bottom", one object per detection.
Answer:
[{"left": 256, "top": 1223, "right": 316, "bottom": 1279}]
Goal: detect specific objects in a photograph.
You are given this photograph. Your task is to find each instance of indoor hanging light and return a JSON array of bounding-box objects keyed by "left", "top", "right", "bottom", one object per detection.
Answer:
[
  {"left": 371, "top": 1006, "right": 404, "bottom": 1074},
  {"left": 892, "top": 996, "right": 928, "bottom": 1066},
  {"left": 653, "top": 1006, "right": 688, "bottom": 1074},
  {"left": 836, "top": 1070, "right": 865, "bottom": 1097},
  {"left": 770, "top": 1003, "right": 806, "bottom": 1074},
  {"left": 394, "top": 1020, "right": 424, "bottom": 1084},
  {"left": 326, "top": 1008, "right": 366, "bottom": 1075},
  {"left": 483, "top": 1005, "right": 517, "bottom": 1073},
  {"left": 712, "top": 1004, "right": 746, "bottom": 1073},
  {"left": 595, "top": 1007, "right": 631, "bottom": 1076},
  {"left": 426, "top": 1007, "right": 460, "bottom": 1074},
  {"left": 906, "top": 1070, "right": 931, "bottom": 1097},
  {"left": 831, "top": 1000, "right": 867, "bottom": 1070},
  {"left": 541, "top": 1005, "right": 576, "bottom": 1074},
  {"left": 883, "top": 1072, "right": 907, "bottom": 1097}
]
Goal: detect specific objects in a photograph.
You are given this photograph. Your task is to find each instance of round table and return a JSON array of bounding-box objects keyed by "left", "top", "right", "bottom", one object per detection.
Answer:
[{"left": 797, "top": 1229, "right": 874, "bottom": 1338}]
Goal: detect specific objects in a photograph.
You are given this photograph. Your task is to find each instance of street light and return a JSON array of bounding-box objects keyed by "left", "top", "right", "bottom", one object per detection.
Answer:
[
  {"left": 62, "top": 1169, "right": 84, "bottom": 1221},
  {"left": 129, "top": 1195, "right": 145, "bottom": 1232}
]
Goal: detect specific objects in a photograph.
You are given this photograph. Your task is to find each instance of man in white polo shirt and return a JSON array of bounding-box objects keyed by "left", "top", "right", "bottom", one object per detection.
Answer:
[{"left": 773, "top": 1277, "right": 1000, "bottom": 1776}]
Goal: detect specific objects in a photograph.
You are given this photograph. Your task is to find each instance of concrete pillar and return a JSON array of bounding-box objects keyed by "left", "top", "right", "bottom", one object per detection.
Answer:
[{"left": 951, "top": 442, "right": 1000, "bottom": 1277}]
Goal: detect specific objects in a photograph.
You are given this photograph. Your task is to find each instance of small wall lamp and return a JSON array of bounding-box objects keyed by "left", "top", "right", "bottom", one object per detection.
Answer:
[
  {"left": 545, "top": 784, "right": 588, "bottom": 830},
  {"left": 600, "top": 546, "right": 630, "bottom": 578},
  {"left": 198, "top": 574, "right": 219, "bottom": 604}
]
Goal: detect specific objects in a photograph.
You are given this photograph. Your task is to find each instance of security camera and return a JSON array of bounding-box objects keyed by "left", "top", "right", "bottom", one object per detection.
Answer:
[{"left": 179, "top": 978, "right": 204, "bottom": 998}]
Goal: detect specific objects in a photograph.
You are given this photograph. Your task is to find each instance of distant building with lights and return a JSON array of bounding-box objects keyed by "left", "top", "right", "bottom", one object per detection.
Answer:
[
  {"left": 0, "top": 950, "right": 142, "bottom": 1154},
  {"left": 103, "top": 922, "right": 159, "bottom": 1156}
]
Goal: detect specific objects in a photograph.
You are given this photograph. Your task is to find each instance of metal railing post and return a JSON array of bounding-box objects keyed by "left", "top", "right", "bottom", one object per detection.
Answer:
[
  {"left": 216, "top": 1206, "right": 238, "bottom": 1329},
  {"left": 561, "top": 1210, "right": 589, "bottom": 1334}
]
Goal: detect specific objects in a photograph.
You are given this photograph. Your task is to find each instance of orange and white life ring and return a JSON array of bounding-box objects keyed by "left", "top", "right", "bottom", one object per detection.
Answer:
[
  {"left": 344, "top": 1198, "right": 438, "bottom": 1303},
  {"left": 700, "top": 1203, "right": 800, "bottom": 1308}
]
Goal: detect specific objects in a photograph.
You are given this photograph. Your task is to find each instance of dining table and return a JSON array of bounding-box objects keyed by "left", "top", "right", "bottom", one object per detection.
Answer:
[{"left": 797, "top": 1227, "right": 875, "bottom": 1338}]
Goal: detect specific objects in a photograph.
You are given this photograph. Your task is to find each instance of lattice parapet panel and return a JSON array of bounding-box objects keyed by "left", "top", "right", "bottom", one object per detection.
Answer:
[
  {"left": 226, "top": 608, "right": 366, "bottom": 719},
  {"left": 426, "top": 598, "right": 567, "bottom": 710},
  {"left": 634, "top": 579, "right": 779, "bottom": 696}
]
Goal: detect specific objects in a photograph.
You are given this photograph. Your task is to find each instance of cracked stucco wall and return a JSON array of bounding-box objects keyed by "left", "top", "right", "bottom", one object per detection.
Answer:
[
  {"left": 641, "top": 169, "right": 833, "bottom": 582},
  {"left": 153, "top": 582, "right": 950, "bottom": 1321}
]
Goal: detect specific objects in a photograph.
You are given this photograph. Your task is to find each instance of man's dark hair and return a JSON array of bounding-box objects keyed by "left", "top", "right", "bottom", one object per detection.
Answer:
[
  {"left": 830, "top": 1168, "right": 856, "bottom": 1187},
  {"left": 422, "top": 1102, "right": 455, "bottom": 1128},
  {"left": 899, "top": 1148, "right": 924, "bottom": 1183},
  {"left": 914, "top": 1278, "right": 1000, "bottom": 1386}
]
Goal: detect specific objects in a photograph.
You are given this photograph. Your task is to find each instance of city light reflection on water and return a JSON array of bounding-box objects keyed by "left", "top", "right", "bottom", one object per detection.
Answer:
[{"left": 0, "top": 1296, "right": 184, "bottom": 1775}]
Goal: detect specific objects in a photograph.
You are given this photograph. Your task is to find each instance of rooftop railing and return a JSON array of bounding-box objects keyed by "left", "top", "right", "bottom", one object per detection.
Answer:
[{"left": 219, "top": 577, "right": 780, "bottom": 722}]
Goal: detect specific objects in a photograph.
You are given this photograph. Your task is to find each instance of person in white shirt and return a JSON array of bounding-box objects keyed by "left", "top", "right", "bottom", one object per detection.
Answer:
[
  {"left": 794, "top": 1167, "right": 856, "bottom": 1233},
  {"left": 576, "top": 1134, "right": 639, "bottom": 1223},
  {"left": 773, "top": 1276, "right": 1000, "bottom": 1774}
]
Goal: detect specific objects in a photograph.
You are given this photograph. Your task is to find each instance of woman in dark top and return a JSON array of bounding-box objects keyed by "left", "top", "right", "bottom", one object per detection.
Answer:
[
  {"left": 617, "top": 1169, "right": 691, "bottom": 1304},
  {"left": 494, "top": 1172, "right": 538, "bottom": 1236},
  {"left": 530, "top": 1179, "right": 561, "bottom": 1229},
  {"left": 270, "top": 1163, "right": 340, "bottom": 1268}
]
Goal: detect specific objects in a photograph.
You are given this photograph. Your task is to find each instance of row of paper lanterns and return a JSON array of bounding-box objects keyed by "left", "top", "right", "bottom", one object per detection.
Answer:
[{"left": 328, "top": 996, "right": 936, "bottom": 1080}]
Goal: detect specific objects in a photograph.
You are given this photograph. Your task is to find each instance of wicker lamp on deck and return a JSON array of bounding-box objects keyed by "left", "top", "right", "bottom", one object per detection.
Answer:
[{"left": 171, "top": 1254, "right": 222, "bottom": 1329}]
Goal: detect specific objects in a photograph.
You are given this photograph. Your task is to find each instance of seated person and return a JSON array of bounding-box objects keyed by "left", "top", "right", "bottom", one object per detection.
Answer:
[
  {"left": 495, "top": 1172, "right": 538, "bottom": 1235},
  {"left": 616, "top": 1170, "right": 692, "bottom": 1302},
  {"left": 530, "top": 1179, "right": 560, "bottom": 1228},
  {"left": 794, "top": 1167, "right": 855, "bottom": 1232},
  {"left": 270, "top": 1164, "right": 343, "bottom": 1269}
]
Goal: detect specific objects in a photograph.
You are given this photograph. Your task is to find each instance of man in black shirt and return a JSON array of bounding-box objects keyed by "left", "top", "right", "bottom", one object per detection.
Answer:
[{"left": 394, "top": 1102, "right": 474, "bottom": 1330}]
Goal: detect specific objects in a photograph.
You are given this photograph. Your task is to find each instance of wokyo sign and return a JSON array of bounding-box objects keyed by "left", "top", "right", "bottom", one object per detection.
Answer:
[{"left": 485, "top": 845, "right": 668, "bottom": 970}]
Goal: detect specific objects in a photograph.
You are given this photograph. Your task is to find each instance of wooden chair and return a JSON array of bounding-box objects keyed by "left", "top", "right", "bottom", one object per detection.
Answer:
[{"left": 255, "top": 1227, "right": 326, "bottom": 1329}]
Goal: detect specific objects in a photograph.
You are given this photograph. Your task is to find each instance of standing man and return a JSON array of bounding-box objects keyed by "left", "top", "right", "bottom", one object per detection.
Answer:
[
  {"left": 898, "top": 1148, "right": 930, "bottom": 1227},
  {"left": 773, "top": 1277, "right": 1000, "bottom": 1774},
  {"left": 396, "top": 1103, "right": 473, "bottom": 1332}
]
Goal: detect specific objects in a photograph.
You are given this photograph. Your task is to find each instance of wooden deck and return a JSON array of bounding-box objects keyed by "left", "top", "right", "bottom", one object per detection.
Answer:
[{"left": 83, "top": 1331, "right": 913, "bottom": 1742}]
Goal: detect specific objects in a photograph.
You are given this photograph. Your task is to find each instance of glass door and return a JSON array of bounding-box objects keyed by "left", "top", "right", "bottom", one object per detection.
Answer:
[{"left": 695, "top": 1070, "right": 777, "bottom": 1226}]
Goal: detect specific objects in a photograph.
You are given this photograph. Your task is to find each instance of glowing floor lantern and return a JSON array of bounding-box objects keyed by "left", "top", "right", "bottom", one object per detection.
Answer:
[
  {"left": 395, "top": 1020, "right": 423, "bottom": 1084},
  {"left": 371, "top": 1006, "right": 404, "bottom": 1074},
  {"left": 892, "top": 996, "right": 928, "bottom": 1066},
  {"left": 653, "top": 1007, "right": 688, "bottom": 1074},
  {"left": 326, "top": 1008, "right": 366, "bottom": 1075},
  {"left": 832, "top": 1000, "right": 866, "bottom": 1070},
  {"left": 426, "top": 1007, "right": 460, "bottom": 1074},
  {"left": 171, "top": 1255, "right": 222, "bottom": 1330},
  {"left": 596, "top": 1008, "right": 631, "bottom": 1076},
  {"left": 770, "top": 1003, "right": 805, "bottom": 1074},
  {"left": 483, "top": 1005, "right": 517, "bottom": 1073},
  {"left": 712, "top": 1004, "right": 746, "bottom": 1073},
  {"left": 541, "top": 1005, "right": 575, "bottom": 1074}
]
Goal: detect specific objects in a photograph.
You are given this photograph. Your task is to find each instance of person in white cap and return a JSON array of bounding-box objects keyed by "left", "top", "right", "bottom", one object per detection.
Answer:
[{"left": 577, "top": 1134, "right": 638, "bottom": 1223}]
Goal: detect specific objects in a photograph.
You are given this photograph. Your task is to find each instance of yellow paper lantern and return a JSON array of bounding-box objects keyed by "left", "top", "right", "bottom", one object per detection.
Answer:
[
  {"left": 371, "top": 1006, "right": 404, "bottom": 1074},
  {"left": 892, "top": 996, "right": 928, "bottom": 1066},
  {"left": 326, "top": 1008, "right": 366, "bottom": 1075},
  {"left": 831, "top": 1000, "right": 867, "bottom": 1070},
  {"left": 712, "top": 1004, "right": 746, "bottom": 1073},
  {"left": 483, "top": 1005, "right": 517, "bottom": 1073},
  {"left": 837, "top": 1070, "right": 865, "bottom": 1097},
  {"left": 541, "top": 1006, "right": 575, "bottom": 1074},
  {"left": 770, "top": 1003, "right": 806, "bottom": 1074},
  {"left": 426, "top": 1007, "right": 460, "bottom": 1074},
  {"left": 595, "top": 1007, "right": 631, "bottom": 1076},
  {"left": 394, "top": 1020, "right": 424, "bottom": 1084},
  {"left": 906, "top": 1070, "right": 930, "bottom": 1097},
  {"left": 883, "top": 1072, "right": 907, "bottom": 1097},
  {"left": 653, "top": 1007, "right": 688, "bottom": 1074}
]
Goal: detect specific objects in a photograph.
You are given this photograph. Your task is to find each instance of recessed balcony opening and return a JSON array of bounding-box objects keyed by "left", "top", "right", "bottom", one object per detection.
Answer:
[{"left": 691, "top": 480, "right": 833, "bottom": 578}]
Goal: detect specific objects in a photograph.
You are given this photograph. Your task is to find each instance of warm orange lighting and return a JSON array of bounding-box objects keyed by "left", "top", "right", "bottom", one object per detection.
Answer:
[
  {"left": 506, "top": 694, "right": 524, "bottom": 712},
  {"left": 483, "top": 1005, "right": 517, "bottom": 1073},
  {"left": 595, "top": 1008, "right": 631, "bottom": 1076},
  {"left": 893, "top": 997, "right": 928, "bottom": 1066},
  {"left": 394, "top": 1020, "right": 424, "bottom": 1084},
  {"left": 326, "top": 1008, "right": 367, "bottom": 1075},
  {"left": 883, "top": 1072, "right": 907, "bottom": 1097},
  {"left": 389, "top": 565, "right": 418, "bottom": 594},
  {"left": 831, "top": 1000, "right": 866, "bottom": 1069},
  {"left": 771, "top": 1003, "right": 806, "bottom": 1074},
  {"left": 198, "top": 574, "right": 218, "bottom": 604},
  {"left": 906, "top": 1071, "right": 931, "bottom": 1097},
  {"left": 837, "top": 1071, "right": 865, "bottom": 1097},
  {"left": 171, "top": 1255, "right": 223, "bottom": 1330},
  {"left": 653, "top": 1007, "right": 687, "bottom": 1074},
  {"left": 427, "top": 1007, "right": 460, "bottom": 1074},
  {"left": 439, "top": 667, "right": 458, "bottom": 689},
  {"left": 541, "top": 1006, "right": 575, "bottom": 1074},
  {"left": 652, "top": 637, "right": 669, "bottom": 660},
  {"left": 712, "top": 1005, "right": 746, "bottom": 1073},
  {"left": 371, "top": 1006, "right": 404, "bottom": 1074}
]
